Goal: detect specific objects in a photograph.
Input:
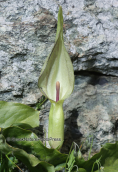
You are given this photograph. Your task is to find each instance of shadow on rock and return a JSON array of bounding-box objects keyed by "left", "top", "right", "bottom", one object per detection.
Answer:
[{"left": 61, "top": 108, "right": 83, "bottom": 154}]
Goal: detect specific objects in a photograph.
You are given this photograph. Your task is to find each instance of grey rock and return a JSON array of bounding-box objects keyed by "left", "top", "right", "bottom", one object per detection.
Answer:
[
  {"left": 0, "top": 2, "right": 56, "bottom": 104},
  {"left": 62, "top": 74, "right": 118, "bottom": 159},
  {"left": 0, "top": 0, "right": 118, "bottom": 166}
]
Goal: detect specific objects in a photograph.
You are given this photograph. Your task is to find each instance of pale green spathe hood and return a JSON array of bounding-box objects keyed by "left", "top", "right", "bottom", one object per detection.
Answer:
[{"left": 38, "top": 6, "right": 74, "bottom": 102}]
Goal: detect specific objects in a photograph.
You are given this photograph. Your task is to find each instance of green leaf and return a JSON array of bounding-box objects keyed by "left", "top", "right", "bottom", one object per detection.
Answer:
[
  {"left": 55, "top": 163, "right": 66, "bottom": 171},
  {"left": 0, "top": 134, "right": 55, "bottom": 172},
  {"left": 0, "top": 101, "right": 39, "bottom": 128},
  {"left": 75, "top": 141, "right": 118, "bottom": 172},
  {"left": 2, "top": 126, "right": 68, "bottom": 170},
  {"left": 94, "top": 156, "right": 118, "bottom": 172},
  {"left": 10, "top": 123, "right": 34, "bottom": 130}
]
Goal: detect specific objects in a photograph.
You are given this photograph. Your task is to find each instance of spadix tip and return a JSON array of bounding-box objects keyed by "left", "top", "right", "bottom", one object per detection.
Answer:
[{"left": 56, "top": 81, "right": 60, "bottom": 102}]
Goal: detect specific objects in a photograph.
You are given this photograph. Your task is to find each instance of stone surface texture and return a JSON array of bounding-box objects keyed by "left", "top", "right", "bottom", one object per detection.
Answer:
[{"left": 0, "top": 0, "right": 118, "bottom": 160}]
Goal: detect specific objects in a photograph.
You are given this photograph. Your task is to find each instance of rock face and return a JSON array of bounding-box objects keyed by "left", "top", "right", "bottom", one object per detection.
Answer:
[
  {"left": 0, "top": 0, "right": 118, "bottom": 160},
  {"left": 63, "top": 73, "right": 118, "bottom": 158}
]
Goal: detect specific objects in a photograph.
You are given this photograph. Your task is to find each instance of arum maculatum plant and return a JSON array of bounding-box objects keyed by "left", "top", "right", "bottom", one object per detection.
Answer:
[{"left": 38, "top": 6, "right": 74, "bottom": 149}]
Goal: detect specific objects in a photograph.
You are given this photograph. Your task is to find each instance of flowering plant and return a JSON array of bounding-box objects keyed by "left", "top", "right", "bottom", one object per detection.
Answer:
[{"left": 38, "top": 6, "right": 74, "bottom": 149}]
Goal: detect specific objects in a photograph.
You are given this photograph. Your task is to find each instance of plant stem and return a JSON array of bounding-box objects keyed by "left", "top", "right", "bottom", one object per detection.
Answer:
[{"left": 6, "top": 153, "right": 23, "bottom": 172}]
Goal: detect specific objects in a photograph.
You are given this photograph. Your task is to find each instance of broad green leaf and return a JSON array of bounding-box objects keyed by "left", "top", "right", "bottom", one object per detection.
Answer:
[
  {"left": 38, "top": 6, "right": 74, "bottom": 102},
  {"left": 2, "top": 126, "right": 67, "bottom": 169},
  {"left": 94, "top": 153, "right": 118, "bottom": 172},
  {"left": 0, "top": 134, "right": 55, "bottom": 172},
  {"left": 0, "top": 101, "right": 39, "bottom": 128},
  {"left": 10, "top": 123, "right": 34, "bottom": 130},
  {"left": 75, "top": 141, "right": 118, "bottom": 172}
]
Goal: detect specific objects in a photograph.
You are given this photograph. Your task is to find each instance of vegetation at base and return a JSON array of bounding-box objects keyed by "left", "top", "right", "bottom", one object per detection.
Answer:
[
  {"left": 0, "top": 152, "right": 19, "bottom": 172},
  {"left": 35, "top": 95, "right": 47, "bottom": 110}
]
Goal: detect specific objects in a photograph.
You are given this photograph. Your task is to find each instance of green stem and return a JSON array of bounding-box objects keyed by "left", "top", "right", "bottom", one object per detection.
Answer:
[
  {"left": 35, "top": 97, "right": 47, "bottom": 110},
  {"left": 48, "top": 101, "right": 64, "bottom": 149},
  {"left": 5, "top": 153, "right": 23, "bottom": 172},
  {"left": 65, "top": 142, "right": 74, "bottom": 172}
]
